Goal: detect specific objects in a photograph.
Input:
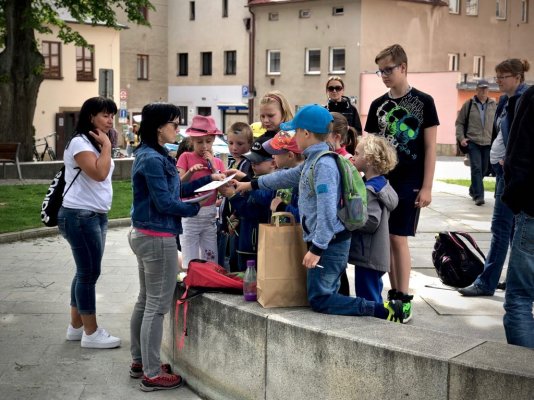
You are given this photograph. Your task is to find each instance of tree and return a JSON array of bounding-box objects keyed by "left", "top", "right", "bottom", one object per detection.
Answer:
[{"left": 0, "top": 0, "right": 153, "bottom": 160}]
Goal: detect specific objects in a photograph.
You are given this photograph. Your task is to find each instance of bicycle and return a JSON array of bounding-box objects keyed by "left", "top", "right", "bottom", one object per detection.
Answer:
[
  {"left": 112, "top": 147, "right": 126, "bottom": 158},
  {"left": 33, "top": 133, "right": 57, "bottom": 161}
]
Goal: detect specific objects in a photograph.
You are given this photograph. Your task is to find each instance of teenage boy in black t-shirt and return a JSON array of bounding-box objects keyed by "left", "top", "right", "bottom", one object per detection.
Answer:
[{"left": 365, "top": 44, "right": 439, "bottom": 322}]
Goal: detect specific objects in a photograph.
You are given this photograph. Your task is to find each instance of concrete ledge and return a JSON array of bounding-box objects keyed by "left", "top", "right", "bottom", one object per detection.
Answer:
[{"left": 166, "top": 290, "right": 534, "bottom": 400}]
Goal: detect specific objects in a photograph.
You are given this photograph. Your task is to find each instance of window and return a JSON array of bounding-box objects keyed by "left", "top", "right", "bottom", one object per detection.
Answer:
[
  {"left": 197, "top": 107, "right": 211, "bottom": 116},
  {"left": 76, "top": 45, "right": 94, "bottom": 81},
  {"left": 305, "top": 49, "right": 321, "bottom": 74},
  {"left": 496, "top": 0, "right": 507, "bottom": 19},
  {"left": 466, "top": 0, "right": 478, "bottom": 15},
  {"left": 449, "top": 0, "right": 460, "bottom": 14},
  {"left": 222, "top": 0, "right": 228, "bottom": 17},
  {"left": 268, "top": 12, "right": 279, "bottom": 21},
  {"left": 224, "top": 51, "right": 236, "bottom": 75},
  {"left": 139, "top": 6, "right": 148, "bottom": 21},
  {"left": 98, "top": 69, "right": 113, "bottom": 98},
  {"left": 137, "top": 54, "right": 149, "bottom": 80},
  {"left": 178, "top": 106, "right": 188, "bottom": 125},
  {"left": 521, "top": 0, "right": 528, "bottom": 22},
  {"left": 267, "top": 50, "right": 281, "bottom": 75},
  {"left": 201, "top": 52, "right": 212, "bottom": 76},
  {"left": 329, "top": 48, "right": 345, "bottom": 74},
  {"left": 299, "top": 9, "right": 311, "bottom": 18},
  {"left": 332, "top": 7, "right": 344, "bottom": 16},
  {"left": 42, "top": 41, "right": 61, "bottom": 79},
  {"left": 473, "top": 55, "right": 484, "bottom": 78},
  {"left": 178, "top": 53, "right": 188, "bottom": 76},
  {"left": 448, "top": 53, "right": 459, "bottom": 71},
  {"left": 190, "top": 1, "right": 195, "bottom": 20}
]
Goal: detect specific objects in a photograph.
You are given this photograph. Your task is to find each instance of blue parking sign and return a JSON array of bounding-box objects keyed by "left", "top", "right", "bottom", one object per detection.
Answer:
[
  {"left": 119, "top": 109, "right": 128, "bottom": 119},
  {"left": 242, "top": 85, "right": 249, "bottom": 98}
]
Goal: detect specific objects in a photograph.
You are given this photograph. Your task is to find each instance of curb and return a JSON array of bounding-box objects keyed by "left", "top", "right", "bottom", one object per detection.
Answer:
[{"left": 0, "top": 218, "right": 132, "bottom": 244}]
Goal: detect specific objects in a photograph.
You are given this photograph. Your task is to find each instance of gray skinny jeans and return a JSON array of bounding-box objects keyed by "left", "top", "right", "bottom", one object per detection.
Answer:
[{"left": 128, "top": 228, "right": 178, "bottom": 378}]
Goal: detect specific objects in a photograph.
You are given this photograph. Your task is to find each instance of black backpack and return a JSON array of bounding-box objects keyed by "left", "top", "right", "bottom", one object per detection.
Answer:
[
  {"left": 432, "top": 231, "right": 485, "bottom": 288},
  {"left": 40, "top": 166, "right": 81, "bottom": 227}
]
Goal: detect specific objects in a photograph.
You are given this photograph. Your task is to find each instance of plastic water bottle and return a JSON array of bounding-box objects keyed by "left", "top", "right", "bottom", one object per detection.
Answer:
[{"left": 243, "top": 260, "right": 257, "bottom": 301}]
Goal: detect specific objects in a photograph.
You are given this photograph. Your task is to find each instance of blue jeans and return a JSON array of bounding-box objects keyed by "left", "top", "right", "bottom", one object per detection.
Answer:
[
  {"left": 355, "top": 267, "right": 385, "bottom": 303},
  {"left": 57, "top": 207, "right": 108, "bottom": 314},
  {"left": 468, "top": 142, "right": 490, "bottom": 201},
  {"left": 128, "top": 229, "right": 178, "bottom": 377},
  {"left": 307, "top": 238, "right": 375, "bottom": 316},
  {"left": 503, "top": 212, "right": 534, "bottom": 348},
  {"left": 473, "top": 164, "right": 514, "bottom": 293}
]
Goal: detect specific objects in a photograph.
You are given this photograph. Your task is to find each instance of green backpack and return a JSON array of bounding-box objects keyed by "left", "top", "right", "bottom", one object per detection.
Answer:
[{"left": 307, "top": 151, "right": 368, "bottom": 231}]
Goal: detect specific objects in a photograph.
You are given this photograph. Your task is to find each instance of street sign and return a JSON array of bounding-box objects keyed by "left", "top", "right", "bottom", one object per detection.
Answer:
[
  {"left": 120, "top": 89, "right": 128, "bottom": 100},
  {"left": 120, "top": 101, "right": 127, "bottom": 109},
  {"left": 241, "top": 85, "right": 249, "bottom": 98}
]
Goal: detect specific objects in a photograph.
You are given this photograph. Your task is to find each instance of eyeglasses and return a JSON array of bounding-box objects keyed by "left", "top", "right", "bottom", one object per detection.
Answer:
[
  {"left": 167, "top": 121, "right": 179, "bottom": 129},
  {"left": 494, "top": 75, "right": 514, "bottom": 81},
  {"left": 327, "top": 85, "right": 344, "bottom": 92},
  {"left": 376, "top": 64, "right": 399, "bottom": 77}
]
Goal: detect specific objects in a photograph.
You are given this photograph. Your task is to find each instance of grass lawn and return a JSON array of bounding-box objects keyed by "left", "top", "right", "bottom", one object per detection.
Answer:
[
  {"left": 438, "top": 178, "right": 496, "bottom": 193},
  {"left": 0, "top": 181, "right": 132, "bottom": 234}
]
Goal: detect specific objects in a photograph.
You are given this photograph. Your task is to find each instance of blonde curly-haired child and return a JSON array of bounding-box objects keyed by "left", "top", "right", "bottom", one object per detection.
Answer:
[{"left": 348, "top": 135, "right": 403, "bottom": 313}]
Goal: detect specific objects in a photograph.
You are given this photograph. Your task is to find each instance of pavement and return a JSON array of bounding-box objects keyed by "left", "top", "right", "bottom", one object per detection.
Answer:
[{"left": 0, "top": 156, "right": 509, "bottom": 399}]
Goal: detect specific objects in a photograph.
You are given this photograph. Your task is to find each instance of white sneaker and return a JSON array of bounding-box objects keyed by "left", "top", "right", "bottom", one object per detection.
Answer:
[
  {"left": 81, "top": 327, "right": 121, "bottom": 349},
  {"left": 66, "top": 324, "right": 83, "bottom": 341}
]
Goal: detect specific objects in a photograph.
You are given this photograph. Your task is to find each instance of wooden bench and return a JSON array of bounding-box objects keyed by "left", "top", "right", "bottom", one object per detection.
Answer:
[{"left": 0, "top": 143, "right": 23, "bottom": 180}]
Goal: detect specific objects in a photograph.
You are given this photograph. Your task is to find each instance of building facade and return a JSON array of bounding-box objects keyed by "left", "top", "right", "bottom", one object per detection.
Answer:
[
  {"left": 117, "top": 0, "right": 169, "bottom": 120},
  {"left": 167, "top": 0, "right": 251, "bottom": 131},
  {"left": 34, "top": 20, "right": 121, "bottom": 159}
]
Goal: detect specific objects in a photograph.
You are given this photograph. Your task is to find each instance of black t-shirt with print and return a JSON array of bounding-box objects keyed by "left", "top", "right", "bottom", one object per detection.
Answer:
[{"left": 365, "top": 87, "right": 439, "bottom": 184}]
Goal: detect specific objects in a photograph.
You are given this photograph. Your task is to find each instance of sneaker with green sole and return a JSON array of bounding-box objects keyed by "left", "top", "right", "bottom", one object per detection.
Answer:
[
  {"left": 384, "top": 300, "right": 404, "bottom": 323},
  {"left": 399, "top": 294, "right": 413, "bottom": 323}
]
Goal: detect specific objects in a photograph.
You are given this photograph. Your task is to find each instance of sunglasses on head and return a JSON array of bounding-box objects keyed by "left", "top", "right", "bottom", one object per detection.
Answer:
[{"left": 327, "top": 85, "right": 343, "bottom": 92}]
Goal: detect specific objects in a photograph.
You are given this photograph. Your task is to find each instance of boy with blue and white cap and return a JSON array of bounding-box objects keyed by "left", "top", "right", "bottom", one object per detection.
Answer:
[{"left": 233, "top": 104, "right": 405, "bottom": 322}]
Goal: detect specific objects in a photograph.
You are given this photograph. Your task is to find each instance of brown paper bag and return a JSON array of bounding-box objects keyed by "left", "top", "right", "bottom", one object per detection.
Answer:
[{"left": 257, "top": 212, "right": 308, "bottom": 308}]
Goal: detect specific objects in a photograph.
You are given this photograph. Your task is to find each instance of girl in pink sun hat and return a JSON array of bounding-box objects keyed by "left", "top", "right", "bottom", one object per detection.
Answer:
[{"left": 177, "top": 115, "right": 226, "bottom": 270}]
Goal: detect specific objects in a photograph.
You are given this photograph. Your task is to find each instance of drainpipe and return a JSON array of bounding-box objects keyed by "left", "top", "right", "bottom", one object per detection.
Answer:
[{"left": 248, "top": 6, "right": 256, "bottom": 124}]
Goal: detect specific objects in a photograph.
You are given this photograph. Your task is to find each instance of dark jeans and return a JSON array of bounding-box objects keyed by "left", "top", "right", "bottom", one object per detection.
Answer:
[
  {"left": 307, "top": 238, "right": 375, "bottom": 316},
  {"left": 473, "top": 164, "right": 514, "bottom": 293},
  {"left": 58, "top": 207, "right": 108, "bottom": 314},
  {"left": 468, "top": 142, "right": 490, "bottom": 200},
  {"left": 503, "top": 212, "right": 534, "bottom": 348}
]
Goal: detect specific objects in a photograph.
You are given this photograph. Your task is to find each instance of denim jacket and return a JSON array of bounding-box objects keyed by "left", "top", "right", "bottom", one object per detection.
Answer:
[{"left": 131, "top": 144, "right": 200, "bottom": 234}]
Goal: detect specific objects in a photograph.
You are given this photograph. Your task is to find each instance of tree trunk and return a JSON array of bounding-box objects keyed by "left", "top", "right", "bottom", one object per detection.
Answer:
[{"left": 0, "top": 0, "right": 44, "bottom": 161}]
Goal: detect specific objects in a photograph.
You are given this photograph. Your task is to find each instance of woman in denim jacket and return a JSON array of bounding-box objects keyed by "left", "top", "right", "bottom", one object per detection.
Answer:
[{"left": 128, "top": 103, "right": 217, "bottom": 392}]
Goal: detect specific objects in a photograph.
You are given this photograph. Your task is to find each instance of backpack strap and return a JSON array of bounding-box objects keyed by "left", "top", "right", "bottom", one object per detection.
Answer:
[
  {"left": 306, "top": 150, "right": 336, "bottom": 196},
  {"left": 175, "top": 287, "right": 210, "bottom": 350},
  {"left": 63, "top": 167, "right": 82, "bottom": 198},
  {"left": 450, "top": 231, "right": 486, "bottom": 261},
  {"left": 463, "top": 99, "right": 473, "bottom": 138},
  {"left": 175, "top": 288, "right": 189, "bottom": 351}
]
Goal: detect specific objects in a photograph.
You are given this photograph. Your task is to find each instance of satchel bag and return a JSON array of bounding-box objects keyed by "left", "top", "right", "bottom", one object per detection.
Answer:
[
  {"left": 432, "top": 231, "right": 485, "bottom": 288},
  {"left": 257, "top": 212, "right": 308, "bottom": 308},
  {"left": 40, "top": 166, "right": 81, "bottom": 227}
]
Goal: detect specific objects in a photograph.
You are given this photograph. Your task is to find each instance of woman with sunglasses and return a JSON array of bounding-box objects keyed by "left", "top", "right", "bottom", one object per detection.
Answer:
[
  {"left": 128, "top": 103, "right": 218, "bottom": 391},
  {"left": 325, "top": 76, "right": 362, "bottom": 138}
]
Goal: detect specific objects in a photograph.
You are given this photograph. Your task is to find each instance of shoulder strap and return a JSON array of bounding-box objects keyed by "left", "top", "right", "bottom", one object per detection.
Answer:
[
  {"left": 463, "top": 99, "right": 473, "bottom": 137},
  {"left": 450, "top": 231, "right": 486, "bottom": 261},
  {"left": 63, "top": 167, "right": 82, "bottom": 198},
  {"left": 307, "top": 150, "right": 336, "bottom": 195}
]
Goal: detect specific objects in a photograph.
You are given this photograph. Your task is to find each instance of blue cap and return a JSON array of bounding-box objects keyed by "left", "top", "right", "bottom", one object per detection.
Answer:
[{"left": 279, "top": 104, "right": 333, "bottom": 134}]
